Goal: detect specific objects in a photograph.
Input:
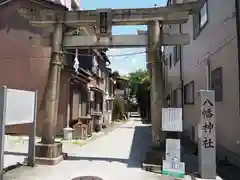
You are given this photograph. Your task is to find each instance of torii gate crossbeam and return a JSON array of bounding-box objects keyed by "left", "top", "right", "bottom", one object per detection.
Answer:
[
  {"left": 63, "top": 33, "right": 190, "bottom": 48},
  {"left": 19, "top": 1, "right": 203, "bottom": 27}
]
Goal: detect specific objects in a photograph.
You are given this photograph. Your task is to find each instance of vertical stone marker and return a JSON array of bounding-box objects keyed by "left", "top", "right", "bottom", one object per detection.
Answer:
[{"left": 198, "top": 90, "right": 216, "bottom": 179}]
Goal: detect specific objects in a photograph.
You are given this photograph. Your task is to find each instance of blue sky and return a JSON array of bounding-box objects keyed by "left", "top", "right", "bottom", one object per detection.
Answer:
[{"left": 81, "top": 0, "right": 167, "bottom": 75}]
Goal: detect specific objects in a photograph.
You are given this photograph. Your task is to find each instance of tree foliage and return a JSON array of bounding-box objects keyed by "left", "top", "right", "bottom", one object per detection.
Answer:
[
  {"left": 127, "top": 69, "right": 151, "bottom": 118},
  {"left": 112, "top": 95, "right": 126, "bottom": 121},
  {"left": 111, "top": 71, "right": 120, "bottom": 79}
]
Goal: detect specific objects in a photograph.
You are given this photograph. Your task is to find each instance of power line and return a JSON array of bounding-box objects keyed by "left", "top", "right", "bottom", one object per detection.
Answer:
[
  {"left": 198, "top": 35, "right": 237, "bottom": 66},
  {"left": 62, "top": 50, "right": 146, "bottom": 58},
  {"left": 0, "top": 50, "right": 146, "bottom": 59},
  {"left": 107, "top": 51, "right": 146, "bottom": 57},
  {"left": 197, "top": 11, "right": 237, "bottom": 66}
]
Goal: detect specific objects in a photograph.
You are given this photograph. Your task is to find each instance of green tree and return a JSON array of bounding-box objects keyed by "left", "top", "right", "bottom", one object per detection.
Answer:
[
  {"left": 111, "top": 70, "right": 120, "bottom": 79},
  {"left": 112, "top": 95, "right": 126, "bottom": 121},
  {"left": 127, "top": 69, "right": 151, "bottom": 119}
]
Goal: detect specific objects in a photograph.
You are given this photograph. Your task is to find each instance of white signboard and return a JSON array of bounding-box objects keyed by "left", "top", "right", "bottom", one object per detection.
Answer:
[
  {"left": 198, "top": 90, "right": 216, "bottom": 179},
  {"left": 165, "top": 139, "right": 181, "bottom": 162},
  {"left": 162, "top": 108, "right": 182, "bottom": 132},
  {"left": 5, "top": 89, "right": 36, "bottom": 125}
]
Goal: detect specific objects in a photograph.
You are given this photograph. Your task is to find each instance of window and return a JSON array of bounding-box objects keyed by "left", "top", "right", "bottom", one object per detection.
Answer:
[
  {"left": 211, "top": 67, "right": 223, "bottom": 101},
  {"left": 169, "top": 54, "right": 172, "bottom": 69},
  {"left": 174, "top": 45, "right": 181, "bottom": 65},
  {"left": 184, "top": 81, "right": 195, "bottom": 104},
  {"left": 200, "top": 2, "right": 208, "bottom": 27},
  {"left": 193, "top": 1, "right": 208, "bottom": 39}
]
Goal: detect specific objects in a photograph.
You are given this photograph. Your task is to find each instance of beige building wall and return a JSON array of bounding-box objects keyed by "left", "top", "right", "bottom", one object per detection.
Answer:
[{"left": 165, "top": 0, "right": 240, "bottom": 166}]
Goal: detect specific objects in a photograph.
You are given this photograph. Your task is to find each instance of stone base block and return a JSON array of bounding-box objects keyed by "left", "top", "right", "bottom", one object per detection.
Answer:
[
  {"left": 34, "top": 155, "right": 63, "bottom": 165},
  {"left": 35, "top": 142, "right": 63, "bottom": 165}
]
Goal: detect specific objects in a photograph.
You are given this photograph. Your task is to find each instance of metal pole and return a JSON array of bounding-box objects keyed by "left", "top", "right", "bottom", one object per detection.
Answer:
[
  {"left": 0, "top": 86, "right": 7, "bottom": 180},
  {"left": 27, "top": 91, "right": 37, "bottom": 167},
  {"left": 178, "top": 24, "right": 184, "bottom": 140},
  {"left": 41, "top": 22, "right": 63, "bottom": 144},
  {"left": 206, "top": 59, "right": 211, "bottom": 90},
  {"left": 66, "top": 77, "right": 73, "bottom": 128},
  {"left": 235, "top": 0, "right": 240, "bottom": 114},
  {"left": 148, "top": 21, "right": 165, "bottom": 147},
  {"left": 179, "top": 24, "right": 184, "bottom": 121}
]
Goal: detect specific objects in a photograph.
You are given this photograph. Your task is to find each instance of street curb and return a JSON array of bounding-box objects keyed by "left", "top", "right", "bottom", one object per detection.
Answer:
[{"left": 3, "top": 162, "right": 23, "bottom": 173}]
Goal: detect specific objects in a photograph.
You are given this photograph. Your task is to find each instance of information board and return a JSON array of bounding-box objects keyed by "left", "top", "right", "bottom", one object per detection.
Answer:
[
  {"left": 5, "top": 88, "right": 35, "bottom": 125},
  {"left": 162, "top": 108, "right": 182, "bottom": 132}
]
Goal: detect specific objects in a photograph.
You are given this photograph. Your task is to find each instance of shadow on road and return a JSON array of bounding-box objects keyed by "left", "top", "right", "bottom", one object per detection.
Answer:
[
  {"left": 127, "top": 125, "right": 152, "bottom": 168},
  {"left": 67, "top": 124, "right": 152, "bottom": 169}
]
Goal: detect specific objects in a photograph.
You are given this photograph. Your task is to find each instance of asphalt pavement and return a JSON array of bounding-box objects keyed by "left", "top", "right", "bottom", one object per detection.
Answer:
[{"left": 3, "top": 118, "right": 167, "bottom": 180}]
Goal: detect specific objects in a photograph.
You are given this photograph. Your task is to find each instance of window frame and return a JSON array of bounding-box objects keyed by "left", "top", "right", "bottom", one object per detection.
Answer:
[
  {"left": 172, "top": 89, "right": 178, "bottom": 107},
  {"left": 211, "top": 67, "right": 223, "bottom": 102},
  {"left": 193, "top": 0, "right": 209, "bottom": 39},
  {"left": 184, "top": 81, "right": 195, "bottom": 105},
  {"left": 169, "top": 53, "right": 172, "bottom": 69},
  {"left": 174, "top": 45, "right": 181, "bottom": 65}
]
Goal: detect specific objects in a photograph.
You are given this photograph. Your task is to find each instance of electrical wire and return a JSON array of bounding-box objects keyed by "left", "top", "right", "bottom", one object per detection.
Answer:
[
  {"left": 0, "top": 50, "right": 146, "bottom": 59},
  {"left": 198, "top": 35, "right": 237, "bottom": 66},
  {"left": 196, "top": 11, "right": 237, "bottom": 66},
  {"left": 61, "top": 50, "right": 146, "bottom": 57}
]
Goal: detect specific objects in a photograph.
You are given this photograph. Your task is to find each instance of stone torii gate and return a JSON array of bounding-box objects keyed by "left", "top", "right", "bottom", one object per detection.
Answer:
[{"left": 19, "top": 0, "right": 203, "bottom": 164}]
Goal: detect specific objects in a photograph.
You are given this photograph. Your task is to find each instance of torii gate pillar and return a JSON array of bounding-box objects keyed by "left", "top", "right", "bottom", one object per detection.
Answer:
[
  {"left": 35, "top": 22, "right": 64, "bottom": 165},
  {"left": 146, "top": 20, "right": 166, "bottom": 163}
]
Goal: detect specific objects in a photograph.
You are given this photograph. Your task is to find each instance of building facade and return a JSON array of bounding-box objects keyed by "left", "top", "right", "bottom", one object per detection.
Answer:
[
  {"left": 103, "top": 67, "right": 115, "bottom": 127},
  {"left": 0, "top": 0, "right": 114, "bottom": 138},
  {"left": 0, "top": 0, "right": 68, "bottom": 136},
  {"left": 67, "top": 48, "right": 113, "bottom": 137},
  {"left": 165, "top": 0, "right": 240, "bottom": 167}
]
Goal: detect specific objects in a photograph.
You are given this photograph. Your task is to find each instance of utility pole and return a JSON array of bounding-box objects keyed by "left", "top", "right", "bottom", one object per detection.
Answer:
[
  {"left": 35, "top": 21, "right": 64, "bottom": 164},
  {"left": 148, "top": 20, "right": 165, "bottom": 148}
]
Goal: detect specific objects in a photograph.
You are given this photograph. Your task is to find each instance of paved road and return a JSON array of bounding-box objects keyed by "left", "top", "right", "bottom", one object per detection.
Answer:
[
  {"left": 4, "top": 118, "right": 174, "bottom": 180},
  {"left": 3, "top": 118, "right": 234, "bottom": 180}
]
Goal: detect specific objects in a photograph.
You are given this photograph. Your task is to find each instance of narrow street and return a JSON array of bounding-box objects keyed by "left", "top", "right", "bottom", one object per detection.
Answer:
[{"left": 3, "top": 118, "right": 172, "bottom": 180}]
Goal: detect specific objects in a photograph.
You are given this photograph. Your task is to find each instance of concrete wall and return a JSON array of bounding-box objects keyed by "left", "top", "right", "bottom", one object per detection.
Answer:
[{"left": 165, "top": 0, "right": 240, "bottom": 166}]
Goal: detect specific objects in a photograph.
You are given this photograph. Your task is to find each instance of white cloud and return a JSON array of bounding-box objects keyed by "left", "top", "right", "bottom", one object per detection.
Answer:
[{"left": 106, "top": 48, "right": 146, "bottom": 75}]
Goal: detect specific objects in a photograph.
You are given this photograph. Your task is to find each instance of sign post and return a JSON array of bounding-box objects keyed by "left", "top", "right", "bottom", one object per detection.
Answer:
[
  {"left": 0, "top": 86, "right": 37, "bottom": 178},
  {"left": 162, "top": 108, "right": 185, "bottom": 178},
  {"left": 0, "top": 86, "right": 7, "bottom": 180},
  {"left": 198, "top": 90, "right": 216, "bottom": 179}
]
